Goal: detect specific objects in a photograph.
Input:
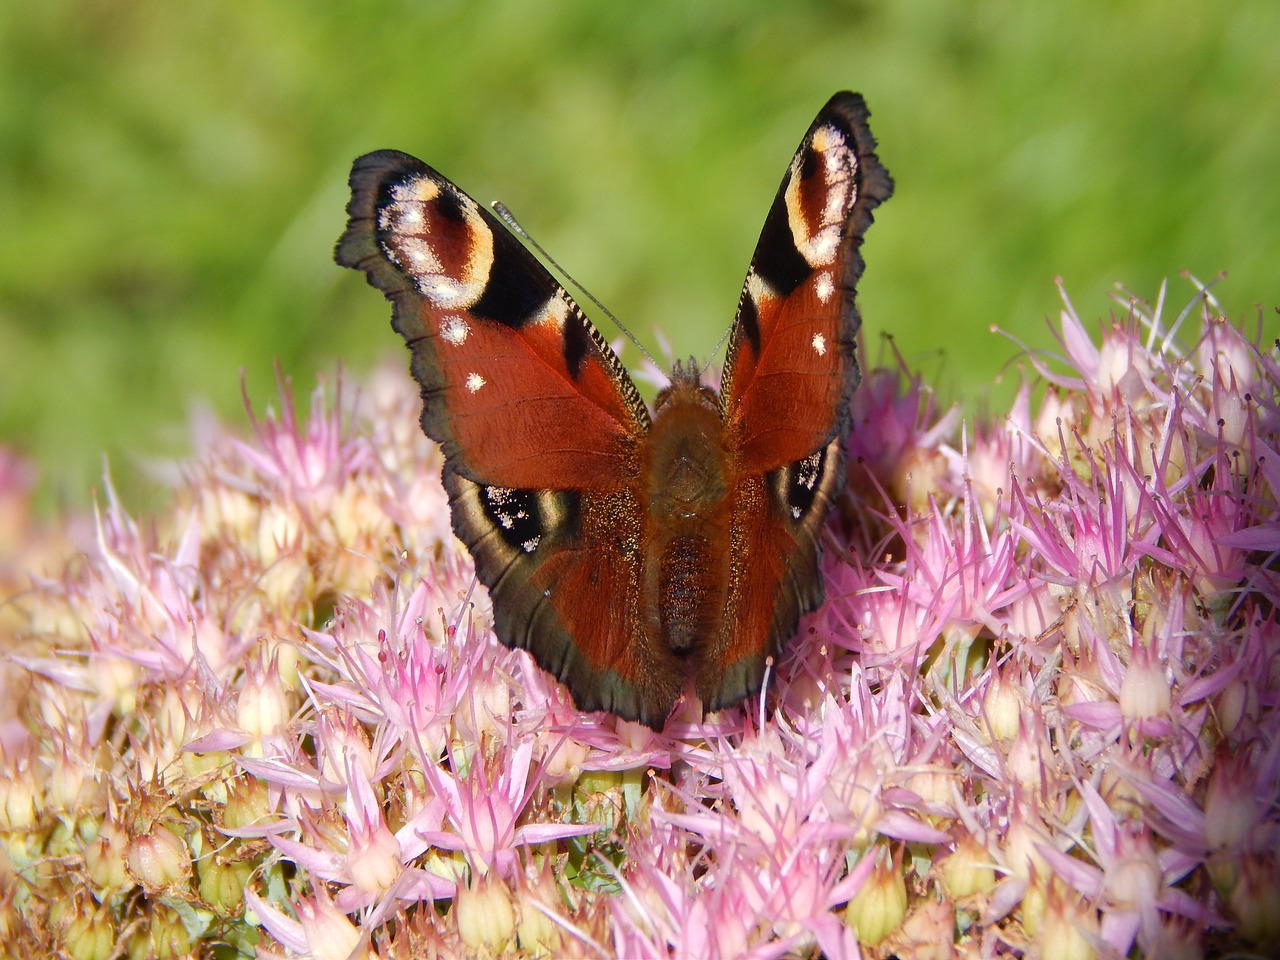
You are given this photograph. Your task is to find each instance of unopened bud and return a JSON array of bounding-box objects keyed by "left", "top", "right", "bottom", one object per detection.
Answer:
[
  {"left": 941, "top": 834, "right": 996, "bottom": 898},
  {"left": 127, "top": 824, "right": 192, "bottom": 893},
  {"left": 456, "top": 874, "right": 517, "bottom": 952},
  {"left": 844, "top": 849, "right": 906, "bottom": 946}
]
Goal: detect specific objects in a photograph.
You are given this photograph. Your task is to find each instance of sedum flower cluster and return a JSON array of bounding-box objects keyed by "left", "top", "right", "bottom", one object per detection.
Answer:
[{"left": 1, "top": 281, "right": 1277, "bottom": 959}]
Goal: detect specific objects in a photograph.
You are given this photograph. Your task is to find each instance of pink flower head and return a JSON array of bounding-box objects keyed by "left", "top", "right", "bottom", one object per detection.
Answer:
[{"left": 410, "top": 733, "right": 595, "bottom": 881}]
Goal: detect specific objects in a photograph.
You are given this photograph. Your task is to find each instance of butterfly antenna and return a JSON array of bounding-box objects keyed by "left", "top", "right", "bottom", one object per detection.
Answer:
[
  {"left": 699, "top": 324, "right": 733, "bottom": 380},
  {"left": 492, "top": 201, "right": 659, "bottom": 368}
]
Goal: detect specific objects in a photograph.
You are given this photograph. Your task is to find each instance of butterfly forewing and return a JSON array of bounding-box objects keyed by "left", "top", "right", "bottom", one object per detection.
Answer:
[
  {"left": 337, "top": 150, "right": 650, "bottom": 490},
  {"left": 720, "top": 92, "right": 893, "bottom": 473}
]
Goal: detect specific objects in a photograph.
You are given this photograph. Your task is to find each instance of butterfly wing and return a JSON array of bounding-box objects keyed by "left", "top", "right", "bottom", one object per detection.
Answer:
[
  {"left": 337, "top": 151, "right": 685, "bottom": 724},
  {"left": 700, "top": 92, "right": 894, "bottom": 710}
]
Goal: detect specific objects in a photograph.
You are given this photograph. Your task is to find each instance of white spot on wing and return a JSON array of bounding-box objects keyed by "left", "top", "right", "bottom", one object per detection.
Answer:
[
  {"left": 815, "top": 127, "right": 852, "bottom": 225},
  {"left": 810, "top": 125, "right": 840, "bottom": 155},
  {"left": 797, "top": 451, "right": 822, "bottom": 489},
  {"left": 815, "top": 272, "right": 834, "bottom": 304},
  {"left": 465, "top": 372, "right": 486, "bottom": 393},
  {"left": 417, "top": 275, "right": 470, "bottom": 305},
  {"left": 440, "top": 316, "right": 470, "bottom": 345},
  {"left": 396, "top": 237, "right": 442, "bottom": 274},
  {"left": 384, "top": 203, "right": 425, "bottom": 233},
  {"left": 812, "top": 333, "right": 827, "bottom": 357},
  {"left": 746, "top": 270, "right": 778, "bottom": 308},
  {"left": 537, "top": 294, "right": 572, "bottom": 330},
  {"left": 483, "top": 486, "right": 525, "bottom": 529}
]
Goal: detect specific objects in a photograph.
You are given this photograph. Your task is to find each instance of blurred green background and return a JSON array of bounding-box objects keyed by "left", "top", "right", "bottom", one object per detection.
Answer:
[{"left": 2, "top": 1, "right": 1278, "bottom": 513}]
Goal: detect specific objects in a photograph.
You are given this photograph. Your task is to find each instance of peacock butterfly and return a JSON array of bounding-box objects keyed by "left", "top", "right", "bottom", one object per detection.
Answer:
[{"left": 336, "top": 91, "right": 892, "bottom": 728}]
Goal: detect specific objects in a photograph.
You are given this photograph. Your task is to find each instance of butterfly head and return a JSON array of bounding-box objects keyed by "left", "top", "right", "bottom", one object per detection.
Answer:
[{"left": 655, "top": 358, "right": 719, "bottom": 416}]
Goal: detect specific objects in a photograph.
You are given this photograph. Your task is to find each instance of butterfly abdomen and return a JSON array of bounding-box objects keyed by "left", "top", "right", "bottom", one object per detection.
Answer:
[{"left": 644, "top": 376, "right": 734, "bottom": 658}]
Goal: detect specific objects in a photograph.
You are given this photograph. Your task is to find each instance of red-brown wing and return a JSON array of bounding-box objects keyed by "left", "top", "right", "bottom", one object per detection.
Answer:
[
  {"left": 445, "top": 474, "right": 685, "bottom": 727},
  {"left": 699, "top": 92, "right": 892, "bottom": 710},
  {"left": 337, "top": 152, "right": 682, "bottom": 725},
  {"left": 336, "top": 150, "right": 650, "bottom": 490},
  {"left": 719, "top": 92, "right": 893, "bottom": 474},
  {"left": 697, "top": 436, "right": 845, "bottom": 712}
]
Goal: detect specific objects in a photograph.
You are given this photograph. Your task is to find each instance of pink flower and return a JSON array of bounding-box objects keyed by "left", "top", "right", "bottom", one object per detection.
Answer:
[
  {"left": 409, "top": 734, "right": 595, "bottom": 881},
  {"left": 1037, "top": 781, "right": 1228, "bottom": 956},
  {"left": 8, "top": 280, "right": 1280, "bottom": 957}
]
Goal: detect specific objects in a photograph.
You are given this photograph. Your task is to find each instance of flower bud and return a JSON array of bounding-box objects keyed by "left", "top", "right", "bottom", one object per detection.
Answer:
[
  {"left": 1118, "top": 649, "right": 1170, "bottom": 722},
  {"left": 298, "top": 896, "right": 364, "bottom": 960},
  {"left": 983, "top": 671, "right": 1022, "bottom": 741},
  {"left": 1021, "top": 877, "right": 1047, "bottom": 938},
  {"left": 0, "top": 763, "right": 39, "bottom": 830},
  {"left": 128, "top": 905, "right": 193, "bottom": 960},
  {"left": 1101, "top": 836, "right": 1161, "bottom": 911},
  {"left": 127, "top": 823, "right": 192, "bottom": 893},
  {"left": 456, "top": 874, "right": 517, "bottom": 952},
  {"left": 1038, "top": 885, "right": 1098, "bottom": 960},
  {"left": 49, "top": 746, "right": 106, "bottom": 816},
  {"left": 1212, "top": 672, "right": 1255, "bottom": 737},
  {"left": 62, "top": 903, "right": 116, "bottom": 960},
  {"left": 845, "top": 849, "right": 906, "bottom": 946},
  {"left": 197, "top": 855, "right": 254, "bottom": 915},
  {"left": 941, "top": 834, "right": 996, "bottom": 898},
  {"left": 515, "top": 871, "right": 564, "bottom": 956},
  {"left": 349, "top": 820, "right": 402, "bottom": 897},
  {"left": 222, "top": 775, "right": 271, "bottom": 831},
  {"left": 236, "top": 659, "right": 293, "bottom": 743},
  {"left": 1229, "top": 854, "right": 1280, "bottom": 945},
  {"left": 85, "top": 822, "right": 131, "bottom": 890},
  {"left": 540, "top": 734, "right": 589, "bottom": 783},
  {"left": 1204, "top": 756, "right": 1259, "bottom": 853}
]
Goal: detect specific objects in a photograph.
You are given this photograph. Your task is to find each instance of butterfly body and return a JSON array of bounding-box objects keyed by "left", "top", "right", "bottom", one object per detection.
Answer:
[
  {"left": 644, "top": 368, "right": 732, "bottom": 654},
  {"left": 337, "top": 92, "right": 892, "bottom": 727}
]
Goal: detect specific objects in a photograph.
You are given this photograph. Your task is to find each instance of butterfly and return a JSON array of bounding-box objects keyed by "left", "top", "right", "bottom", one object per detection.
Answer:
[{"left": 336, "top": 91, "right": 892, "bottom": 728}]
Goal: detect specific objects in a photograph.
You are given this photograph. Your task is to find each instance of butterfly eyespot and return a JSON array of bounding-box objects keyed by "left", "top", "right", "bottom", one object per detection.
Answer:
[
  {"left": 337, "top": 92, "right": 891, "bottom": 727},
  {"left": 772, "top": 446, "right": 836, "bottom": 531}
]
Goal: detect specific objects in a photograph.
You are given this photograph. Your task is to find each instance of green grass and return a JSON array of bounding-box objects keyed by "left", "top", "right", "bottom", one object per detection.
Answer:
[{"left": 3, "top": 0, "right": 1278, "bottom": 511}]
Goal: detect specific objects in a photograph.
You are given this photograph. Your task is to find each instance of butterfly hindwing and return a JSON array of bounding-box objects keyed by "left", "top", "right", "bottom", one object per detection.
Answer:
[
  {"left": 445, "top": 473, "right": 685, "bottom": 724},
  {"left": 699, "top": 92, "right": 893, "bottom": 710}
]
